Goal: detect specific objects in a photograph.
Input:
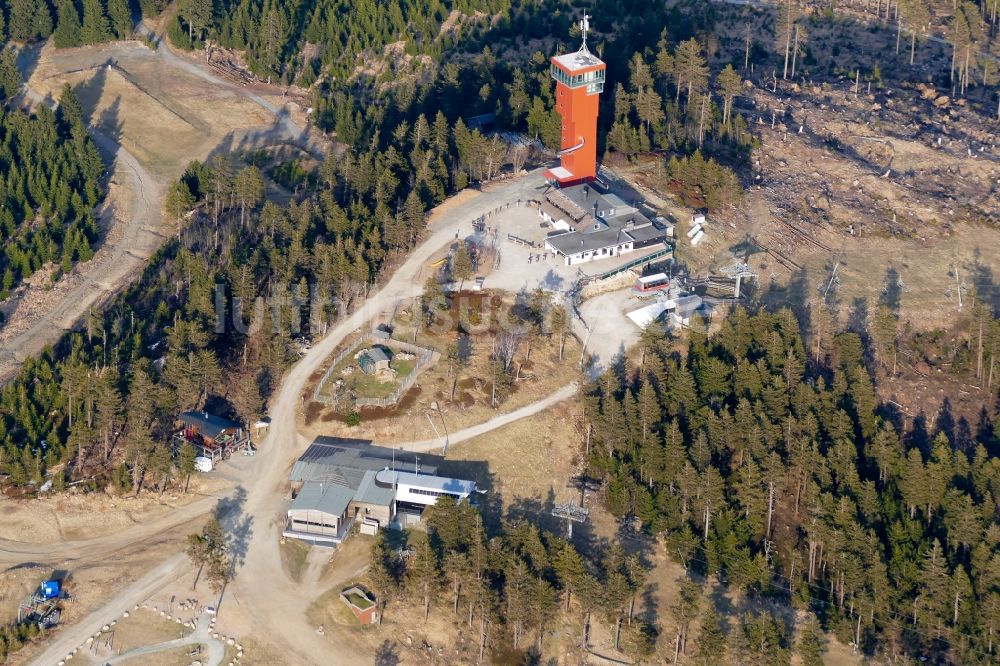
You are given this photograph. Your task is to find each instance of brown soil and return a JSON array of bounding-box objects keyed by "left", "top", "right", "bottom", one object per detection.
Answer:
[
  {"left": 0, "top": 475, "right": 228, "bottom": 545},
  {"left": 299, "top": 292, "right": 582, "bottom": 444}
]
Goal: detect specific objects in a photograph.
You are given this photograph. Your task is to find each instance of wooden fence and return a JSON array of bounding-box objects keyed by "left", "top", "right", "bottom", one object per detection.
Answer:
[
  {"left": 312, "top": 330, "right": 368, "bottom": 403},
  {"left": 354, "top": 346, "right": 437, "bottom": 408},
  {"left": 313, "top": 332, "right": 438, "bottom": 408}
]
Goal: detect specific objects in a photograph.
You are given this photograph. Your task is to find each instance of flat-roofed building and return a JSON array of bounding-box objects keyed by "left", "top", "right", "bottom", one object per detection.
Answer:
[
  {"left": 374, "top": 470, "right": 477, "bottom": 509},
  {"left": 284, "top": 437, "right": 473, "bottom": 544}
]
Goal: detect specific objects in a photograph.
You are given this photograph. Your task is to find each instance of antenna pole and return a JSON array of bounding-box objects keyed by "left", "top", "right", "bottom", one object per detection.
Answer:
[{"left": 580, "top": 12, "right": 591, "bottom": 48}]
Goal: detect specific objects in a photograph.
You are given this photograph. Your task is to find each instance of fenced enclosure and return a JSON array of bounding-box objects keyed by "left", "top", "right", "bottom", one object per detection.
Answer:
[{"left": 312, "top": 332, "right": 438, "bottom": 409}]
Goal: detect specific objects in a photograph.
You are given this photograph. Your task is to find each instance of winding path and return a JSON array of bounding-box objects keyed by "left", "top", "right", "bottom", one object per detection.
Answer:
[
  {"left": 26, "top": 170, "right": 574, "bottom": 666},
  {"left": 1, "top": 35, "right": 320, "bottom": 384},
  {"left": 104, "top": 613, "right": 225, "bottom": 666},
  {"left": 0, "top": 84, "right": 164, "bottom": 384},
  {"left": 392, "top": 382, "right": 580, "bottom": 453}
]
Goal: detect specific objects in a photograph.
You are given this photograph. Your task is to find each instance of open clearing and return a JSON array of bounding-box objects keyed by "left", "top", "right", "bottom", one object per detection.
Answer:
[
  {"left": 439, "top": 398, "right": 583, "bottom": 511},
  {"left": 301, "top": 294, "right": 584, "bottom": 445},
  {"left": 0, "top": 476, "right": 229, "bottom": 545},
  {"left": 26, "top": 42, "right": 276, "bottom": 180},
  {"left": 628, "top": 56, "right": 1000, "bottom": 333}
]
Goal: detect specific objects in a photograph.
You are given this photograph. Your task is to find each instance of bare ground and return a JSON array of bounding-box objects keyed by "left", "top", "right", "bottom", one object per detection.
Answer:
[
  {"left": 628, "top": 69, "right": 1000, "bottom": 334},
  {"left": 0, "top": 475, "right": 229, "bottom": 545}
]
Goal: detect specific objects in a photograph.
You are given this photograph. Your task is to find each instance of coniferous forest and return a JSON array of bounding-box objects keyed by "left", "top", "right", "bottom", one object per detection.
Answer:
[
  {"left": 1, "top": 0, "right": 999, "bottom": 661},
  {"left": 0, "top": 72, "right": 103, "bottom": 304},
  {"left": 586, "top": 307, "right": 1000, "bottom": 662}
]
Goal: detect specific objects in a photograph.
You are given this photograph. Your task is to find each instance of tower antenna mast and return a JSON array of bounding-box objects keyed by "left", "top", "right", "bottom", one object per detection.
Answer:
[{"left": 580, "top": 12, "right": 591, "bottom": 49}]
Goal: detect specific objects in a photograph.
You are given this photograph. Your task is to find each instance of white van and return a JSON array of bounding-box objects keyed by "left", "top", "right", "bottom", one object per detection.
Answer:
[{"left": 194, "top": 456, "right": 214, "bottom": 473}]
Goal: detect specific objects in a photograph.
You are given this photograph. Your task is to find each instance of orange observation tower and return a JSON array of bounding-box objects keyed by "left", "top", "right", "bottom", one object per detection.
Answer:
[{"left": 544, "top": 13, "right": 606, "bottom": 186}]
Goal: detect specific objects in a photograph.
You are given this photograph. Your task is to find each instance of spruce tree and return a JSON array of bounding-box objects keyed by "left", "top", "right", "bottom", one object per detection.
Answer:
[
  {"left": 9, "top": 0, "right": 37, "bottom": 42},
  {"left": 31, "top": 0, "right": 54, "bottom": 39},
  {"left": 797, "top": 617, "right": 827, "bottom": 666},
  {"left": 107, "top": 0, "right": 133, "bottom": 38},
  {"left": 80, "top": 0, "right": 112, "bottom": 44},
  {"left": 54, "top": 0, "right": 83, "bottom": 48},
  {"left": 0, "top": 50, "right": 21, "bottom": 101},
  {"left": 693, "top": 604, "right": 727, "bottom": 665}
]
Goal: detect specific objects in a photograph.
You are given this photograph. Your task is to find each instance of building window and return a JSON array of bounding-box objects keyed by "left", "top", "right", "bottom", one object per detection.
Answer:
[{"left": 409, "top": 487, "right": 462, "bottom": 500}]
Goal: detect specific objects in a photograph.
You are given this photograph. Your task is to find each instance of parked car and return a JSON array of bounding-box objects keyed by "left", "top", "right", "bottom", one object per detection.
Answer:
[{"left": 194, "top": 456, "right": 213, "bottom": 473}]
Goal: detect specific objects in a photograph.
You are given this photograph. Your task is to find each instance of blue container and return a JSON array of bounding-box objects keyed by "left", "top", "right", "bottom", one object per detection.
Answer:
[{"left": 40, "top": 580, "right": 60, "bottom": 599}]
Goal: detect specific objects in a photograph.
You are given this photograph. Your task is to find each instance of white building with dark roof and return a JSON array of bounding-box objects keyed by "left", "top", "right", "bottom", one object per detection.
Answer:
[{"left": 540, "top": 182, "right": 671, "bottom": 265}]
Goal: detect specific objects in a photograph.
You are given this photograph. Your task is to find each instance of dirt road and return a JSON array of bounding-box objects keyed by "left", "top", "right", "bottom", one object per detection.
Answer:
[
  {"left": 0, "top": 37, "right": 320, "bottom": 384},
  {"left": 224, "top": 171, "right": 551, "bottom": 665},
  {"left": 29, "top": 554, "right": 188, "bottom": 666},
  {"left": 390, "top": 381, "right": 580, "bottom": 452},
  {"left": 20, "top": 172, "right": 554, "bottom": 665},
  {"left": 0, "top": 84, "right": 164, "bottom": 384}
]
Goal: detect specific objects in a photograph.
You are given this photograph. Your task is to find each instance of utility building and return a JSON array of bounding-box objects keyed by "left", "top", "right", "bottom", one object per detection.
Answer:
[
  {"left": 544, "top": 14, "right": 605, "bottom": 186},
  {"left": 284, "top": 437, "right": 477, "bottom": 544}
]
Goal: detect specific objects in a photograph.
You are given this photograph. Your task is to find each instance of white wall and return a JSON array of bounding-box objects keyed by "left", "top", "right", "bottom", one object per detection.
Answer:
[
  {"left": 394, "top": 482, "right": 471, "bottom": 507},
  {"left": 546, "top": 241, "right": 635, "bottom": 266}
]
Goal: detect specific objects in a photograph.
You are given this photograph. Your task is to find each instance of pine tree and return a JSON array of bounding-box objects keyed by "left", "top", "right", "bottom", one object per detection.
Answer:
[
  {"left": 715, "top": 63, "right": 742, "bottom": 127},
  {"left": 178, "top": 440, "right": 196, "bottom": 492},
  {"left": 693, "top": 604, "right": 727, "bottom": 665},
  {"left": 368, "top": 532, "right": 397, "bottom": 625},
  {"left": 9, "top": 0, "right": 38, "bottom": 42},
  {"left": 181, "top": 0, "right": 213, "bottom": 44},
  {"left": 407, "top": 534, "right": 440, "bottom": 621},
  {"left": 0, "top": 50, "right": 21, "bottom": 101},
  {"left": 54, "top": 0, "right": 83, "bottom": 48},
  {"left": 669, "top": 578, "right": 701, "bottom": 656},
  {"left": 234, "top": 166, "right": 264, "bottom": 229},
  {"left": 797, "top": 616, "right": 827, "bottom": 666},
  {"left": 918, "top": 539, "right": 951, "bottom": 635},
  {"left": 107, "top": 0, "right": 133, "bottom": 38},
  {"left": 775, "top": 0, "right": 797, "bottom": 80},
  {"left": 672, "top": 39, "right": 709, "bottom": 105},
  {"left": 31, "top": 0, "right": 54, "bottom": 39},
  {"left": 452, "top": 242, "right": 472, "bottom": 291},
  {"left": 899, "top": 0, "right": 931, "bottom": 65},
  {"left": 80, "top": 0, "right": 112, "bottom": 44}
]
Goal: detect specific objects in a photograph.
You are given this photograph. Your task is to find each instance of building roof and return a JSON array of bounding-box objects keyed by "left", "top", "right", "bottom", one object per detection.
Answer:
[
  {"left": 672, "top": 295, "right": 704, "bottom": 317},
  {"left": 601, "top": 193, "right": 637, "bottom": 214},
  {"left": 545, "top": 227, "right": 634, "bottom": 255},
  {"left": 177, "top": 411, "right": 240, "bottom": 440},
  {"left": 289, "top": 481, "right": 355, "bottom": 518},
  {"left": 627, "top": 302, "right": 669, "bottom": 329},
  {"left": 366, "top": 347, "right": 390, "bottom": 364},
  {"left": 547, "top": 189, "right": 590, "bottom": 221},
  {"left": 545, "top": 166, "right": 574, "bottom": 181},
  {"left": 637, "top": 272, "right": 669, "bottom": 286},
  {"left": 374, "top": 470, "right": 477, "bottom": 496},
  {"left": 553, "top": 49, "right": 604, "bottom": 72},
  {"left": 542, "top": 182, "right": 670, "bottom": 256},
  {"left": 627, "top": 223, "right": 667, "bottom": 244},
  {"left": 290, "top": 438, "right": 443, "bottom": 487},
  {"left": 354, "top": 470, "right": 395, "bottom": 507}
]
